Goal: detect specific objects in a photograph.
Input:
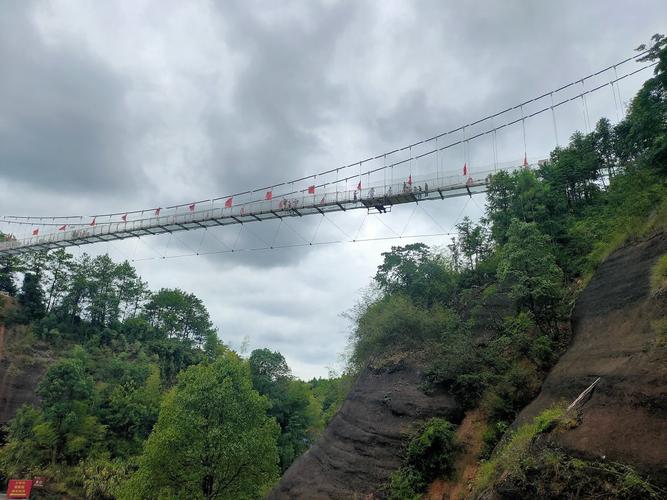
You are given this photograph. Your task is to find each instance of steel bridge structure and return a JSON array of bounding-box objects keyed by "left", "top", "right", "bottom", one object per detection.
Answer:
[
  {"left": 0, "top": 165, "right": 519, "bottom": 257},
  {"left": 0, "top": 50, "right": 656, "bottom": 258}
]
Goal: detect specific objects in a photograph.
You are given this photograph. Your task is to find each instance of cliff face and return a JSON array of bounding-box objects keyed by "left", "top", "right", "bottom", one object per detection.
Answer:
[
  {"left": 515, "top": 232, "right": 667, "bottom": 477},
  {"left": 269, "top": 358, "right": 463, "bottom": 499},
  {"left": 0, "top": 299, "right": 53, "bottom": 431}
]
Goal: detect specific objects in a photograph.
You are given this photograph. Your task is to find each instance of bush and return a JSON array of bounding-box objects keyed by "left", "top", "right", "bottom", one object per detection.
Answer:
[
  {"left": 405, "top": 418, "right": 458, "bottom": 482},
  {"left": 652, "top": 319, "right": 667, "bottom": 348},
  {"left": 650, "top": 254, "right": 667, "bottom": 296},
  {"left": 350, "top": 294, "right": 458, "bottom": 367},
  {"left": 386, "top": 418, "right": 459, "bottom": 499},
  {"left": 386, "top": 466, "right": 424, "bottom": 500},
  {"left": 473, "top": 405, "right": 567, "bottom": 494}
]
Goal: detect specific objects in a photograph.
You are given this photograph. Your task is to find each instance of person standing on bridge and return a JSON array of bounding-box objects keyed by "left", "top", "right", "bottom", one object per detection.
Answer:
[
  {"left": 466, "top": 176, "right": 473, "bottom": 197},
  {"left": 425, "top": 182, "right": 429, "bottom": 195}
]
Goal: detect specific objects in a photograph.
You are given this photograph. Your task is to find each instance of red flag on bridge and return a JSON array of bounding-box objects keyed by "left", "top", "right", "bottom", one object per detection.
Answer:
[
  {"left": 225, "top": 197, "right": 233, "bottom": 208},
  {"left": 308, "top": 185, "right": 316, "bottom": 194},
  {"left": 265, "top": 191, "right": 273, "bottom": 200},
  {"left": 58, "top": 224, "right": 67, "bottom": 231},
  {"left": 188, "top": 203, "right": 195, "bottom": 212},
  {"left": 523, "top": 154, "right": 529, "bottom": 168},
  {"left": 356, "top": 181, "right": 362, "bottom": 190},
  {"left": 121, "top": 213, "right": 127, "bottom": 222},
  {"left": 407, "top": 174, "right": 413, "bottom": 185},
  {"left": 463, "top": 163, "right": 468, "bottom": 176},
  {"left": 90, "top": 217, "right": 96, "bottom": 226},
  {"left": 155, "top": 207, "right": 161, "bottom": 216},
  {"left": 32, "top": 228, "right": 39, "bottom": 236}
]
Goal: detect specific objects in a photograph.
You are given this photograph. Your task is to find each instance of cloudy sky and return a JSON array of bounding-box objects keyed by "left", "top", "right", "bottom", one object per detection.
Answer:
[{"left": 1, "top": 0, "right": 665, "bottom": 378}]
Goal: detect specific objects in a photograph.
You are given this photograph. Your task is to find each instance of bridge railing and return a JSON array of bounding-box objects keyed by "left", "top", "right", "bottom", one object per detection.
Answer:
[{"left": 0, "top": 161, "right": 529, "bottom": 256}]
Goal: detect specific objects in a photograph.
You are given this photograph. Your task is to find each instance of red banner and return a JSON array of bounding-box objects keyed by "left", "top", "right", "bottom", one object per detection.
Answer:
[{"left": 7, "top": 479, "right": 33, "bottom": 499}]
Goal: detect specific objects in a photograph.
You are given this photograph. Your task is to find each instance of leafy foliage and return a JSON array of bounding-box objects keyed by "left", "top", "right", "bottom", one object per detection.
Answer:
[
  {"left": 374, "top": 243, "right": 458, "bottom": 307},
  {"left": 120, "top": 353, "right": 279, "bottom": 499},
  {"left": 0, "top": 250, "right": 341, "bottom": 497},
  {"left": 386, "top": 418, "right": 459, "bottom": 499},
  {"left": 497, "top": 220, "right": 565, "bottom": 329},
  {"left": 248, "top": 349, "right": 323, "bottom": 471},
  {"left": 650, "top": 254, "right": 667, "bottom": 295}
]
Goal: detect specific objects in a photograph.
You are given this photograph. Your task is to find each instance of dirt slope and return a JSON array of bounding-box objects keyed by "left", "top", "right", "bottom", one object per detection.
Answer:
[
  {"left": 269, "top": 358, "right": 463, "bottom": 499},
  {"left": 515, "top": 232, "right": 667, "bottom": 478}
]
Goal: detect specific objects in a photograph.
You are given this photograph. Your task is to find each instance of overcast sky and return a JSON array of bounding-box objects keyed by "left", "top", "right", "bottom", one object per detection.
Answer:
[{"left": 1, "top": 0, "right": 665, "bottom": 379}]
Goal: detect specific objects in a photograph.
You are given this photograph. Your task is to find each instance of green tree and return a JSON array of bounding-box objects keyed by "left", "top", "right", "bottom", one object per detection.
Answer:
[
  {"left": 42, "top": 249, "right": 74, "bottom": 313},
  {"left": 0, "top": 234, "right": 18, "bottom": 296},
  {"left": 18, "top": 271, "right": 46, "bottom": 320},
  {"left": 248, "top": 348, "right": 291, "bottom": 395},
  {"left": 374, "top": 243, "right": 457, "bottom": 306},
  {"left": 120, "top": 353, "right": 279, "bottom": 500},
  {"left": 104, "top": 364, "right": 161, "bottom": 448},
  {"left": 37, "top": 359, "right": 105, "bottom": 464},
  {"left": 248, "top": 349, "right": 322, "bottom": 471},
  {"left": 497, "top": 221, "right": 564, "bottom": 329},
  {"left": 143, "top": 288, "right": 216, "bottom": 346},
  {"left": 60, "top": 253, "right": 92, "bottom": 321},
  {"left": 87, "top": 254, "right": 122, "bottom": 326},
  {"left": 0, "top": 405, "right": 51, "bottom": 477},
  {"left": 452, "top": 217, "right": 492, "bottom": 270}
]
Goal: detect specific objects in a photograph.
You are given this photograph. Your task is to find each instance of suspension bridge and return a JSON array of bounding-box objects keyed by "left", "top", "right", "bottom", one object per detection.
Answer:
[{"left": 0, "top": 50, "right": 656, "bottom": 258}]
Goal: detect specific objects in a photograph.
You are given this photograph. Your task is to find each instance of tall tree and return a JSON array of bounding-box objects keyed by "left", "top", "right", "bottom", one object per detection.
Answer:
[
  {"left": 453, "top": 217, "right": 492, "bottom": 270},
  {"left": 249, "top": 349, "right": 322, "bottom": 471},
  {"left": 497, "top": 220, "right": 564, "bottom": 329},
  {"left": 143, "top": 288, "right": 216, "bottom": 346},
  {"left": 248, "top": 348, "right": 291, "bottom": 395},
  {"left": 42, "top": 249, "right": 74, "bottom": 312},
  {"left": 0, "top": 258, "right": 17, "bottom": 296},
  {"left": 120, "top": 353, "right": 279, "bottom": 500},
  {"left": 19, "top": 271, "right": 46, "bottom": 320},
  {"left": 374, "top": 243, "right": 457, "bottom": 306}
]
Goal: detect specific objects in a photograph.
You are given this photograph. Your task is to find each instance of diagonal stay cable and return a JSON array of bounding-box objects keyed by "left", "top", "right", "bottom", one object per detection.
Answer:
[
  {"left": 417, "top": 203, "right": 448, "bottom": 233},
  {"left": 373, "top": 214, "right": 400, "bottom": 237},
  {"left": 309, "top": 215, "right": 325, "bottom": 244},
  {"left": 354, "top": 212, "right": 369, "bottom": 241},
  {"left": 282, "top": 217, "right": 310, "bottom": 244},
  {"left": 400, "top": 204, "right": 419, "bottom": 237},
  {"left": 322, "top": 212, "right": 352, "bottom": 240}
]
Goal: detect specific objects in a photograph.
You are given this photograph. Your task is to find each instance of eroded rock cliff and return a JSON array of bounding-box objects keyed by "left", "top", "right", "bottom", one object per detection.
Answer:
[{"left": 269, "top": 358, "right": 463, "bottom": 499}]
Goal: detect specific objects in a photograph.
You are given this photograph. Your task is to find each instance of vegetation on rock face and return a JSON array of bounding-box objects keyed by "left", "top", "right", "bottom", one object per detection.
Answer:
[
  {"left": 650, "top": 254, "right": 667, "bottom": 295},
  {"left": 387, "top": 418, "right": 459, "bottom": 500},
  {"left": 348, "top": 36, "right": 667, "bottom": 498},
  {"left": 473, "top": 406, "right": 666, "bottom": 499}
]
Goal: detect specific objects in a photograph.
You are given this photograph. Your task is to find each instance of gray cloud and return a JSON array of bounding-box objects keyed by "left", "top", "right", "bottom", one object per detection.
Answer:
[
  {"left": 1, "top": 0, "right": 666, "bottom": 377},
  {"left": 0, "top": 1, "right": 145, "bottom": 197}
]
